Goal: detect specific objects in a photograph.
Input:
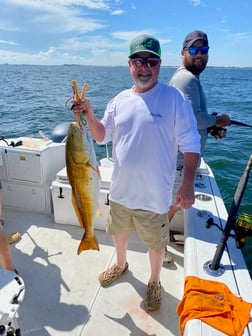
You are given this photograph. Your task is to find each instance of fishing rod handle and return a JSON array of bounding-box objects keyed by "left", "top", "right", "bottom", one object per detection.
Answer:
[{"left": 246, "top": 154, "right": 252, "bottom": 171}]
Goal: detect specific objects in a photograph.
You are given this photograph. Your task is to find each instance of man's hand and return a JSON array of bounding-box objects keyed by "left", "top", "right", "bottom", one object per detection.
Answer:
[
  {"left": 175, "top": 183, "right": 195, "bottom": 209},
  {"left": 207, "top": 125, "right": 227, "bottom": 139}
]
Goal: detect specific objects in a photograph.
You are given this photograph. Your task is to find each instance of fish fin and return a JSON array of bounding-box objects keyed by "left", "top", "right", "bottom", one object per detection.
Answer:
[
  {"left": 87, "top": 161, "right": 97, "bottom": 171},
  {"left": 77, "top": 234, "right": 100, "bottom": 255},
  {"left": 86, "top": 162, "right": 101, "bottom": 180},
  {"left": 71, "top": 194, "right": 86, "bottom": 230},
  {"left": 81, "top": 83, "right": 88, "bottom": 100}
]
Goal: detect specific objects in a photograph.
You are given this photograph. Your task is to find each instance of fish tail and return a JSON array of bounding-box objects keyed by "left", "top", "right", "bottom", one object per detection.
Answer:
[{"left": 77, "top": 234, "right": 100, "bottom": 255}]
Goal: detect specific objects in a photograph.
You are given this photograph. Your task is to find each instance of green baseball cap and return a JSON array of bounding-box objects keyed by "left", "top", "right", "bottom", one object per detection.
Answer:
[{"left": 129, "top": 34, "right": 161, "bottom": 58}]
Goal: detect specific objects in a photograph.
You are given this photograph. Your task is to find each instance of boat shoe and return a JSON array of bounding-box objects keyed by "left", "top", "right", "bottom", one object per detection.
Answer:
[
  {"left": 0, "top": 220, "right": 21, "bottom": 244},
  {"left": 6, "top": 232, "right": 21, "bottom": 244},
  {"left": 98, "top": 262, "right": 129, "bottom": 287},
  {"left": 144, "top": 281, "right": 162, "bottom": 311}
]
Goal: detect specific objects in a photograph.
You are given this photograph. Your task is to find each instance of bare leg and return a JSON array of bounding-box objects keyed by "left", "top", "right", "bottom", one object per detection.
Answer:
[
  {"left": 112, "top": 233, "right": 128, "bottom": 269},
  {"left": 0, "top": 189, "right": 3, "bottom": 223},
  {"left": 98, "top": 233, "right": 129, "bottom": 286},
  {"left": 143, "top": 248, "right": 165, "bottom": 311},
  {"left": 0, "top": 232, "right": 15, "bottom": 272},
  {"left": 0, "top": 188, "right": 21, "bottom": 244},
  {"left": 148, "top": 248, "right": 165, "bottom": 283}
]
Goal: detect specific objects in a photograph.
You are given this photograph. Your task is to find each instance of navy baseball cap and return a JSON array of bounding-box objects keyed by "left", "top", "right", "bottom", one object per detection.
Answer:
[{"left": 183, "top": 30, "right": 208, "bottom": 49}]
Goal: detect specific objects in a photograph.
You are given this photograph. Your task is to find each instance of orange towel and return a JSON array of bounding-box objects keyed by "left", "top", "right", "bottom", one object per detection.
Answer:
[{"left": 177, "top": 275, "right": 252, "bottom": 336}]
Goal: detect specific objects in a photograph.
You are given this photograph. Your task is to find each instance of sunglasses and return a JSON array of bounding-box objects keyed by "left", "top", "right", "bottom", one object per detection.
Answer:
[
  {"left": 130, "top": 57, "right": 160, "bottom": 68},
  {"left": 185, "top": 46, "right": 209, "bottom": 56}
]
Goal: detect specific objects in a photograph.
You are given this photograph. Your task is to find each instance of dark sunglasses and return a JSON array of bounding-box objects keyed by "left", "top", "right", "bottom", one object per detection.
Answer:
[
  {"left": 131, "top": 57, "right": 160, "bottom": 68},
  {"left": 185, "top": 46, "right": 209, "bottom": 56}
]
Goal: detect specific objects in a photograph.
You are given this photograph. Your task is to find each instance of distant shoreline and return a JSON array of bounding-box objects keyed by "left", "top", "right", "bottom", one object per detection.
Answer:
[{"left": 0, "top": 63, "right": 252, "bottom": 69}]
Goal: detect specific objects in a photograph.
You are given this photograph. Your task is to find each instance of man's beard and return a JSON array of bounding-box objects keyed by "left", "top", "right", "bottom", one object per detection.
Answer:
[
  {"left": 185, "top": 63, "right": 206, "bottom": 76},
  {"left": 134, "top": 77, "right": 154, "bottom": 89}
]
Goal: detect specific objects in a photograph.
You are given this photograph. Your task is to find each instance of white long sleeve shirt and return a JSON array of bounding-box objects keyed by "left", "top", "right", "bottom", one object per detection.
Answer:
[{"left": 100, "top": 82, "right": 200, "bottom": 214}]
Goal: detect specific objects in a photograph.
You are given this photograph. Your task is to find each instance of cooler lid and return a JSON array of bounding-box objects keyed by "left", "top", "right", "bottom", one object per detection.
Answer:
[
  {"left": 99, "top": 166, "right": 112, "bottom": 189},
  {"left": 55, "top": 165, "right": 112, "bottom": 189},
  {"left": 56, "top": 167, "right": 69, "bottom": 183}
]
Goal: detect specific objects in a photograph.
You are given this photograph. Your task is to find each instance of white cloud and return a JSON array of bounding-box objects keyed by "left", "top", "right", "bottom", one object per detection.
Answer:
[
  {"left": 191, "top": 0, "right": 201, "bottom": 6},
  {"left": 0, "top": 20, "right": 20, "bottom": 32},
  {"left": 56, "top": 0, "right": 110, "bottom": 10},
  {"left": 37, "top": 46, "right": 56, "bottom": 58},
  {"left": 111, "top": 9, "right": 124, "bottom": 15},
  {"left": 2, "top": 0, "right": 114, "bottom": 12},
  {"left": 232, "top": 32, "right": 251, "bottom": 43},
  {"left": 0, "top": 39, "right": 18, "bottom": 46}
]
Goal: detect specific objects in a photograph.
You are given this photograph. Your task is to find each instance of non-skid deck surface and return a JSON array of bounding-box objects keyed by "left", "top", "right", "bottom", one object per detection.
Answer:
[{"left": 3, "top": 208, "right": 184, "bottom": 336}]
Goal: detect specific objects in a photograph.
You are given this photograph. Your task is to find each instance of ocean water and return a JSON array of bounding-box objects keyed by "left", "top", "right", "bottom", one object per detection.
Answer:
[{"left": 0, "top": 64, "right": 252, "bottom": 267}]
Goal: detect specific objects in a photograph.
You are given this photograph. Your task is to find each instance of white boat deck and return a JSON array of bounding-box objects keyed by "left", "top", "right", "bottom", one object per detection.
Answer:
[
  {"left": 3, "top": 207, "right": 184, "bottom": 336},
  {"left": 1, "top": 137, "right": 252, "bottom": 336}
]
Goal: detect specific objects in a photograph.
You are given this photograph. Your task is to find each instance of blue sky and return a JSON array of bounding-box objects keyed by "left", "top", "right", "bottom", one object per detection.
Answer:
[{"left": 0, "top": 0, "right": 251, "bottom": 67}]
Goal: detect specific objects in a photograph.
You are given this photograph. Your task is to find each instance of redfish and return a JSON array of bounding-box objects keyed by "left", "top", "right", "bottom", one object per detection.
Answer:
[{"left": 66, "top": 122, "right": 100, "bottom": 254}]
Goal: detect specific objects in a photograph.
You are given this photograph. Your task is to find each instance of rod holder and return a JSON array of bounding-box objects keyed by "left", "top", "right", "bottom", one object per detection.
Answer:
[{"left": 205, "top": 154, "right": 252, "bottom": 274}]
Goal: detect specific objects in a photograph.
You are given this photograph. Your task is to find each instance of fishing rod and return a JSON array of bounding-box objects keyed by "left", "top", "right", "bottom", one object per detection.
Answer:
[
  {"left": 209, "top": 153, "right": 252, "bottom": 271},
  {"left": 231, "top": 120, "right": 252, "bottom": 128},
  {"left": 208, "top": 115, "right": 252, "bottom": 137},
  {"left": 211, "top": 113, "right": 252, "bottom": 128}
]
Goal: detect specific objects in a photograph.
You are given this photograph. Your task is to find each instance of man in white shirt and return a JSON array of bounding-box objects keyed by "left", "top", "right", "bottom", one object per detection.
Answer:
[{"left": 72, "top": 34, "right": 200, "bottom": 311}]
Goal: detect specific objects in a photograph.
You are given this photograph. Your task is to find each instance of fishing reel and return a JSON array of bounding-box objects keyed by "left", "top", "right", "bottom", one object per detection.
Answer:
[
  {"left": 234, "top": 213, "right": 252, "bottom": 249},
  {"left": 207, "top": 125, "right": 227, "bottom": 138},
  {"left": 207, "top": 112, "right": 227, "bottom": 138}
]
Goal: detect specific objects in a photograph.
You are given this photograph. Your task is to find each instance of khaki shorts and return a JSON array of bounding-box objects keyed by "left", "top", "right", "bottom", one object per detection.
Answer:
[{"left": 106, "top": 201, "right": 169, "bottom": 249}]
